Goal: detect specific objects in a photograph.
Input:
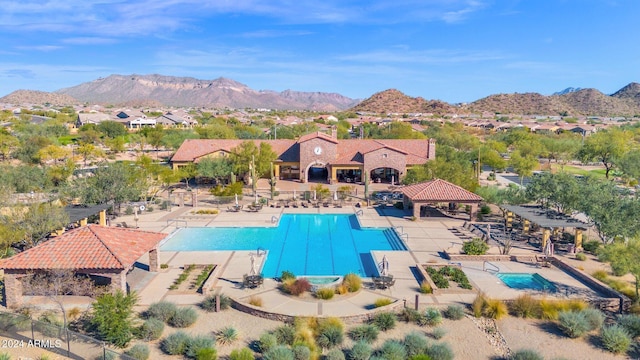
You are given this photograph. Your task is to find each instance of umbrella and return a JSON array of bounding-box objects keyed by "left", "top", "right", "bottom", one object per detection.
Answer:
[
  {"left": 249, "top": 254, "right": 257, "bottom": 276},
  {"left": 255, "top": 192, "right": 258, "bottom": 204},
  {"left": 313, "top": 190, "right": 316, "bottom": 201},
  {"left": 235, "top": 194, "right": 238, "bottom": 206},
  {"left": 391, "top": 175, "right": 395, "bottom": 186},
  {"left": 543, "top": 239, "right": 553, "bottom": 258},
  {"left": 293, "top": 189, "right": 296, "bottom": 200},
  {"left": 334, "top": 191, "right": 338, "bottom": 201},
  {"left": 380, "top": 255, "right": 389, "bottom": 276},
  {"left": 486, "top": 224, "right": 491, "bottom": 240}
]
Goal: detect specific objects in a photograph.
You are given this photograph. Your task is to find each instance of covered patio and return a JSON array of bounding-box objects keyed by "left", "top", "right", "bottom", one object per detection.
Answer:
[
  {"left": 400, "top": 179, "right": 483, "bottom": 221},
  {"left": 0, "top": 225, "right": 167, "bottom": 308}
]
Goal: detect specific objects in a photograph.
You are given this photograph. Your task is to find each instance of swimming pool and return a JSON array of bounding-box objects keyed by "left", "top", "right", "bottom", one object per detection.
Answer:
[
  {"left": 497, "top": 273, "right": 557, "bottom": 292},
  {"left": 160, "top": 214, "right": 407, "bottom": 278}
]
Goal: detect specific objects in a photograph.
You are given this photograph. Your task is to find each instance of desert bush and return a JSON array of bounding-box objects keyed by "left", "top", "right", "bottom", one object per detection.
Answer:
[
  {"left": 316, "top": 288, "right": 335, "bottom": 300},
  {"left": 510, "top": 349, "right": 543, "bottom": 360},
  {"left": 483, "top": 299, "right": 508, "bottom": 319},
  {"left": 557, "top": 311, "right": 589, "bottom": 338},
  {"left": 316, "top": 325, "right": 344, "bottom": 349},
  {"left": 349, "top": 341, "right": 372, "bottom": 360},
  {"left": 186, "top": 335, "right": 216, "bottom": 358},
  {"left": 259, "top": 333, "right": 278, "bottom": 353},
  {"left": 373, "top": 298, "right": 392, "bottom": 308},
  {"left": 195, "top": 347, "right": 218, "bottom": 360},
  {"left": 575, "top": 252, "right": 587, "bottom": 261},
  {"left": 582, "top": 240, "right": 602, "bottom": 254},
  {"left": 325, "top": 348, "right": 346, "bottom": 360},
  {"left": 343, "top": 273, "right": 362, "bottom": 292},
  {"left": 138, "top": 318, "right": 164, "bottom": 341},
  {"left": 423, "top": 307, "right": 443, "bottom": 326},
  {"left": 591, "top": 270, "right": 608, "bottom": 281},
  {"left": 472, "top": 293, "right": 488, "bottom": 318},
  {"left": 462, "top": 238, "right": 489, "bottom": 255},
  {"left": 616, "top": 314, "right": 640, "bottom": 337},
  {"left": 248, "top": 295, "right": 262, "bottom": 307},
  {"left": 292, "top": 345, "right": 311, "bottom": 360},
  {"left": 125, "top": 344, "right": 150, "bottom": 360},
  {"left": 283, "top": 278, "right": 312, "bottom": 296},
  {"left": 217, "top": 326, "right": 238, "bottom": 345},
  {"left": 147, "top": 301, "right": 177, "bottom": 322},
  {"left": 169, "top": 307, "right": 198, "bottom": 328},
  {"left": 581, "top": 308, "right": 605, "bottom": 331},
  {"left": 161, "top": 331, "right": 190, "bottom": 355},
  {"left": 281, "top": 271, "right": 296, "bottom": 281},
  {"left": 348, "top": 324, "right": 379, "bottom": 343},
  {"left": 425, "top": 267, "right": 449, "bottom": 288},
  {"left": 601, "top": 325, "right": 632, "bottom": 354},
  {"left": 200, "top": 294, "right": 231, "bottom": 312},
  {"left": 229, "top": 347, "right": 254, "bottom": 360},
  {"left": 425, "top": 342, "right": 454, "bottom": 360},
  {"left": 510, "top": 294, "right": 541, "bottom": 319},
  {"left": 443, "top": 304, "right": 465, "bottom": 320},
  {"left": 372, "top": 312, "right": 396, "bottom": 331},
  {"left": 432, "top": 327, "right": 447, "bottom": 339},
  {"left": 408, "top": 356, "right": 431, "bottom": 360},
  {"left": 274, "top": 325, "right": 296, "bottom": 345},
  {"left": 399, "top": 308, "right": 422, "bottom": 323},
  {"left": 419, "top": 280, "right": 433, "bottom": 294},
  {"left": 263, "top": 345, "right": 294, "bottom": 360},
  {"left": 378, "top": 340, "right": 406, "bottom": 360},
  {"left": 336, "top": 284, "right": 349, "bottom": 295},
  {"left": 403, "top": 331, "right": 429, "bottom": 357}
]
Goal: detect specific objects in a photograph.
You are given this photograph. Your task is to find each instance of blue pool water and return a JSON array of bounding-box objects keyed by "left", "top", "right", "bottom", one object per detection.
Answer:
[
  {"left": 160, "top": 214, "right": 406, "bottom": 278},
  {"left": 497, "top": 273, "right": 557, "bottom": 292}
]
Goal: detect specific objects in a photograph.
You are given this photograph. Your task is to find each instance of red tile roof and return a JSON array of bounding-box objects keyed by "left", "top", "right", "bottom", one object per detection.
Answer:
[
  {"left": 401, "top": 179, "right": 483, "bottom": 202},
  {"left": 0, "top": 225, "right": 167, "bottom": 271}
]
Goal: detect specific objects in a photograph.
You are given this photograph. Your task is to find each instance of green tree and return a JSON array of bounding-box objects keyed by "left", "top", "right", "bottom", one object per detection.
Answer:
[
  {"left": 526, "top": 172, "right": 581, "bottom": 213},
  {"left": 0, "top": 133, "right": 19, "bottom": 161},
  {"left": 97, "top": 121, "right": 128, "bottom": 139},
  {"left": 69, "top": 162, "right": 146, "bottom": 210},
  {"left": 231, "top": 141, "right": 278, "bottom": 179},
  {"left": 18, "top": 203, "right": 70, "bottom": 248},
  {"left": 404, "top": 146, "right": 478, "bottom": 191},
  {"left": 599, "top": 237, "right": 640, "bottom": 301},
  {"left": 509, "top": 150, "right": 538, "bottom": 185},
  {"left": 143, "top": 125, "right": 165, "bottom": 158},
  {"left": 618, "top": 149, "right": 640, "bottom": 182},
  {"left": 578, "top": 128, "right": 632, "bottom": 179},
  {"left": 75, "top": 143, "right": 104, "bottom": 167},
  {"left": 197, "top": 157, "right": 233, "bottom": 185},
  {"left": 91, "top": 290, "right": 138, "bottom": 347}
]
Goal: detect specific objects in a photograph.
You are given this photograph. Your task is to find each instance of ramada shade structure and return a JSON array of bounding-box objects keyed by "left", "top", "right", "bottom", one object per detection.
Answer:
[
  {"left": 400, "top": 179, "right": 483, "bottom": 220},
  {"left": 0, "top": 225, "right": 167, "bottom": 308}
]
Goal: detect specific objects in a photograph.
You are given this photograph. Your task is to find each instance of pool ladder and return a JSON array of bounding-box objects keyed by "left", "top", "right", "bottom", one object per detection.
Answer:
[{"left": 483, "top": 261, "right": 499, "bottom": 274}]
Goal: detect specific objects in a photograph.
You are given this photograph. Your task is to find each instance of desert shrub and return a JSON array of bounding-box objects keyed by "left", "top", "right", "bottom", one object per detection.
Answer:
[
  {"left": 316, "top": 325, "right": 344, "bottom": 349},
  {"left": 617, "top": 314, "right": 640, "bottom": 337},
  {"left": 425, "top": 267, "right": 449, "bottom": 288},
  {"left": 348, "top": 324, "right": 379, "bottom": 343},
  {"left": 316, "top": 288, "right": 335, "bottom": 300},
  {"left": 125, "top": 344, "right": 150, "bottom": 360},
  {"left": 248, "top": 295, "right": 262, "bottom": 307},
  {"left": 186, "top": 335, "right": 216, "bottom": 359},
  {"left": 575, "top": 252, "right": 587, "bottom": 261},
  {"left": 484, "top": 299, "right": 508, "bottom": 319},
  {"left": 161, "top": 331, "right": 190, "bottom": 355},
  {"left": 399, "top": 308, "right": 422, "bottom": 323},
  {"left": 378, "top": 340, "right": 406, "bottom": 360},
  {"left": 283, "top": 278, "right": 312, "bottom": 296},
  {"left": 565, "top": 299, "right": 588, "bottom": 312},
  {"left": 349, "top": 341, "right": 373, "bottom": 360},
  {"left": 259, "top": 333, "right": 278, "bottom": 353},
  {"left": 510, "top": 294, "right": 541, "bottom": 319},
  {"left": 425, "top": 342, "right": 454, "bottom": 360},
  {"left": 38, "top": 311, "right": 62, "bottom": 337},
  {"left": 472, "top": 293, "right": 488, "bottom": 318},
  {"left": 408, "top": 356, "right": 431, "bottom": 360},
  {"left": 169, "top": 307, "right": 198, "bottom": 328},
  {"left": 374, "top": 298, "right": 393, "bottom": 308},
  {"left": 480, "top": 204, "right": 491, "bottom": 214},
  {"left": 601, "top": 325, "right": 632, "bottom": 354},
  {"left": 591, "top": 270, "right": 608, "bottom": 281},
  {"left": 325, "top": 348, "right": 346, "bottom": 360},
  {"left": 263, "top": 345, "right": 294, "bottom": 360},
  {"left": 147, "top": 301, "right": 178, "bottom": 322},
  {"left": 91, "top": 291, "right": 138, "bottom": 348},
  {"left": 432, "top": 327, "right": 447, "bottom": 339},
  {"left": 557, "top": 311, "right": 589, "bottom": 338},
  {"left": 582, "top": 240, "right": 602, "bottom": 254},
  {"left": 403, "top": 331, "right": 429, "bottom": 357},
  {"left": 292, "top": 345, "right": 311, "bottom": 360},
  {"left": 462, "top": 238, "right": 489, "bottom": 255},
  {"left": 217, "top": 326, "right": 238, "bottom": 345},
  {"left": 281, "top": 271, "right": 296, "bottom": 281},
  {"left": 336, "top": 284, "right": 349, "bottom": 295},
  {"left": 443, "top": 304, "right": 465, "bottom": 320},
  {"left": 419, "top": 280, "right": 433, "bottom": 294},
  {"left": 229, "top": 347, "right": 254, "bottom": 360},
  {"left": 195, "top": 347, "right": 218, "bottom": 360},
  {"left": 343, "top": 273, "right": 362, "bottom": 292},
  {"left": 423, "top": 308, "right": 443, "bottom": 326},
  {"left": 274, "top": 325, "right": 296, "bottom": 345},
  {"left": 138, "top": 318, "right": 164, "bottom": 341},
  {"left": 581, "top": 308, "right": 605, "bottom": 331},
  {"left": 510, "top": 349, "right": 543, "bottom": 360},
  {"left": 538, "top": 300, "right": 561, "bottom": 320},
  {"left": 200, "top": 294, "right": 231, "bottom": 312},
  {"left": 372, "top": 312, "right": 396, "bottom": 331},
  {"left": 96, "top": 351, "right": 117, "bottom": 360}
]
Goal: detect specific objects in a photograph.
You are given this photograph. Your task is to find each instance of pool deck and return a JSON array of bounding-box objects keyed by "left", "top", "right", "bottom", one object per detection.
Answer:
[{"left": 123, "top": 199, "right": 606, "bottom": 318}]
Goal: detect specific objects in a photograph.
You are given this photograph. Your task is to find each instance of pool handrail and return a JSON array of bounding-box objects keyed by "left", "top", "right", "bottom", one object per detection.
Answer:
[
  {"left": 271, "top": 215, "right": 278, "bottom": 224},
  {"left": 166, "top": 219, "right": 188, "bottom": 228},
  {"left": 483, "top": 261, "right": 500, "bottom": 274},
  {"left": 355, "top": 209, "right": 363, "bottom": 216}
]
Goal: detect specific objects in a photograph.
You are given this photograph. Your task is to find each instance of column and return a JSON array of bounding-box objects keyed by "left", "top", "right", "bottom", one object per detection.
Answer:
[
  {"left": 4, "top": 273, "right": 23, "bottom": 309},
  {"left": 274, "top": 164, "right": 280, "bottom": 179},
  {"left": 99, "top": 210, "right": 106, "bottom": 226},
  {"left": 331, "top": 167, "right": 337, "bottom": 184},
  {"left": 80, "top": 218, "right": 88, "bottom": 227},
  {"left": 413, "top": 203, "right": 420, "bottom": 219},
  {"left": 111, "top": 271, "right": 127, "bottom": 293},
  {"left": 178, "top": 193, "right": 185, "bottom": 207},
  {"left": 542, "top": 228, "right": 551, "bottom": 252},
  {"left": 523, "top": 219, "right": 530, "bottom": 234},
  {"left": 148, "top": 248, "right": 159, "bottom": 272},
  {"left": 575, "top": 228, "right": 583, "bottom": 250},
  {"left": 506, "top": 211, "right": 513, "bottom": 229},
  {"left": 192, "top": 191, "right": 198, "bottom": 208},
  {"left": 469, "top": 203, "right": 477, "bottom": 221}
]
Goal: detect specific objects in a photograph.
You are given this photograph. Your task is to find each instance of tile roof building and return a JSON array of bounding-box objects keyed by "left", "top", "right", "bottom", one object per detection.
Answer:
[
  {"left": 171, "top": 132, "right": 436, "bottom": 184},
  {"left": 400, "top": 179, "right": 483, "bottom": 220},
  {"left": 0, "top": 225, "right": 167, "bottom": 308}
]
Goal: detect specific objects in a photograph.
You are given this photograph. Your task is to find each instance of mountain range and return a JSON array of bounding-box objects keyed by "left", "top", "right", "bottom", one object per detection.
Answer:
[{"left": 1, "top": 74, "right": 639, "bottom": 116}]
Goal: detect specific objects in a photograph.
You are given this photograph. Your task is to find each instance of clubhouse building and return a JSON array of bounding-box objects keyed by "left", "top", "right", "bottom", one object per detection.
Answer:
[{"left": 171, "top": 132, "right": 436, "bottom": 184}]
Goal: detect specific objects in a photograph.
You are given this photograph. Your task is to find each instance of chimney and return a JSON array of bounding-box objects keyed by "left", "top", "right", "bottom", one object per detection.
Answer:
[{"left": 331, "top": 126, "right": 337, "bottom": 139}]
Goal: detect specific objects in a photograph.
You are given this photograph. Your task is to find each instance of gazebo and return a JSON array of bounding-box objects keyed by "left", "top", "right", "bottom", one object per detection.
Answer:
[
  {"left": 401, "top": 179, "right": 483, "bottom": 220},
  {"left": 0, "top": 225, "right": 167, "bottom": 308}
]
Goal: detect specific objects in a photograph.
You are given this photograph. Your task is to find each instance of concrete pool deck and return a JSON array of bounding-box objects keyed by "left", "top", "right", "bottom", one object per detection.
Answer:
[{"left": 122, "top": 201, "right": 609, "bottom": 318}]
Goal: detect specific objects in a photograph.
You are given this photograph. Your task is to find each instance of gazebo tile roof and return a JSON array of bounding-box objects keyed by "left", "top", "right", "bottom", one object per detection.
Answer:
[
  {"left": 0, "top": 225, "right": 167, "bottom": 271},
  {"left": 401, "top": 179, "right": 483, "bottom": 202}
]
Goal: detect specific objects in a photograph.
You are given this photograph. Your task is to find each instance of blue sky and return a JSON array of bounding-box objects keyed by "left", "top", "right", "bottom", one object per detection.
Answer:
[{"left": 1, "top": 0, "right": 638, "bottom": 104}]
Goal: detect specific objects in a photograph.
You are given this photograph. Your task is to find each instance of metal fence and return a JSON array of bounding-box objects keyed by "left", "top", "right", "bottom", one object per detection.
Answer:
[{"left": 0, "top": 311, "right": 134, "bottom": 360}]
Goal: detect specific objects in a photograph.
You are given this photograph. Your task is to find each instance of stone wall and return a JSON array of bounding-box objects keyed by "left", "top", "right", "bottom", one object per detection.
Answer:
[{"left": 362, "top": 148, "right": 406, "bottom": 179}]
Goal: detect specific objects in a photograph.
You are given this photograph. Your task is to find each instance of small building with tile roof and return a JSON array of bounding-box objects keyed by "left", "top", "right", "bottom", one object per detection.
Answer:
[
  {"left": 0, "top": 225, "right": 167, "bottom": 308},
  {"left": 171, "top": 132, "right": 435, "bottom": 184},
  {"left": 400, "top": 179, "right": 483, "bottom": 220}
]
